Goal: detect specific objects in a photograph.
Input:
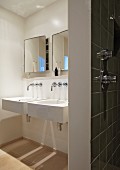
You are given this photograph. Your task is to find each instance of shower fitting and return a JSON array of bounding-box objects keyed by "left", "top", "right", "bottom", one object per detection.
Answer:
[
  {"left": 94, "top": 49, "right": 117, "bottom": 120},
  {"left": 94, "top": 49, "right": 117, "bottom": 91}
]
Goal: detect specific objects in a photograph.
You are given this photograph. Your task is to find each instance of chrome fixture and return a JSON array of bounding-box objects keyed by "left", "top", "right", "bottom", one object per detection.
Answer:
[
  {"left": 95, "top": 49, "right": 117, "bottom": 90},
  {"left": 58, "top": 82, "right": 62, "bottom": 87},
  {"left": 63, "top": 82, "right": 68, "bottom": 87},
  {"left": 57, "top": 122, "right": 63, "bottom": 131},
  {"left": 97, "top": 49, "right": 112, "bottom": 60},
  {"left": 27, "top": 82, "right": 42, "bottom": 91},
  {"left": 35, "top": 83, "right": 43, "bottom": 87},
  {"left": 26, "top": 114, "right": 31, "bottom": 122},
  {"left": 51, "top": 82, "right": 57, "bottom": 91},
  {"left": 94, "top": 70, "right": 116, "bottom": 90},
  {"left": 110, "top": 15, "right": 115, "bottom": 20},
  {"left": 94, "top": 49, "right": 117, "bottom": 120},
  {"left": 51, "top": 81, "right": 68, "bottom": 91},
  {"left": 27, "top": 83, "right": 35, "bottom": 91},
  {"left": 110, "top": 16, "right": 114, "bottom": 20}
]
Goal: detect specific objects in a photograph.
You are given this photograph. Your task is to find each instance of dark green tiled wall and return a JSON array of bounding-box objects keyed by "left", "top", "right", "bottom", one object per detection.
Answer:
[{"left": 91, "top": 0, "right": 120, "bottom": 169}]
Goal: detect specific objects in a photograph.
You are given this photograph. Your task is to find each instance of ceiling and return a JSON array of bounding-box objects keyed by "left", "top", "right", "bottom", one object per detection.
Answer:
[{"left": 0, "top": 0, "right": 57, "bottom": 18}]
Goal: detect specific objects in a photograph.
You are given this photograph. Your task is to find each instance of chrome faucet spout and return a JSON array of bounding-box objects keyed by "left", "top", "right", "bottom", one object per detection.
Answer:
[
  {"left": 51, "top": 82, "right": 57, "bottom": 91},
  {"left": 27, "top": 83, "right": 34, "bottom": 91}
]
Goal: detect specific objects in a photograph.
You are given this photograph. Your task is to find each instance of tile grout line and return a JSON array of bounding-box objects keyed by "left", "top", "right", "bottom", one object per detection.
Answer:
[
  {"left": 18, "top": 146, "right": 43, "bottom": 161},
  {"left": 30, "top": 151, "right": 56, "bottom": 169}
]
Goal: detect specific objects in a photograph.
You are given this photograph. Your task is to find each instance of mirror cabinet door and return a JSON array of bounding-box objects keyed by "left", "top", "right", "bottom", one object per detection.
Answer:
[
  {"left": 52, "top": 30, "right": 68, "bottom": 71},
  {"left": 24, "top": 36, "right": 49, "bottom": 73}
]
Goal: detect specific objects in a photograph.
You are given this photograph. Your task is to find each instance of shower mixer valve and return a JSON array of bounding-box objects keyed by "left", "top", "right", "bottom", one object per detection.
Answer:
[
  {"left": 94, "top": 49, "right": 117, "bottom": 120},
  {"left": 94, "top": 49, "right": 117, "bottom": 91},
  {"left": 94, "top": 70, "right": 117, "bottom": 90},
  {"left": 97, "top": 49, "right": 112, "bottom": 60}
]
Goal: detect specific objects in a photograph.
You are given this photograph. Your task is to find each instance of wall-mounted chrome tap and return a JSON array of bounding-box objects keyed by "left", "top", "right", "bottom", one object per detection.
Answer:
[
  {"left": 97, "top": 49, "right": 112, "bottom": 61},
  {"left": 27, "top": 83, "right": 35, "bottom": 91},
  {"left": 51, "top": 81, "right": 68, "bottom": 91},
  {"left": 51, "top": 82, "right": 57, "bottom": 91}
]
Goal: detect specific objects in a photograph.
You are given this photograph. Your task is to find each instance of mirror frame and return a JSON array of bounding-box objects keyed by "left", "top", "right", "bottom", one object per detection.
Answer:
[{"left": 52, "top": 30, "right": 68, "bottom": 71}]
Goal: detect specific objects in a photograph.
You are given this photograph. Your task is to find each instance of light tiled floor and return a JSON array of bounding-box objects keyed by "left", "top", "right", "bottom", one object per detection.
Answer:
[{"left": 0, "top": 139, "right": 68, "bottom": 170}]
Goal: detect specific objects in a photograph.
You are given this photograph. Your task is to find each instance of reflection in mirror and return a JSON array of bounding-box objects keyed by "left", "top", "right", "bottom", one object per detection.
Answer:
[
  {"left": 52, "top": 30, "right": 68, "bottom": 71},
  {"left": 24, "top": 36, "right": 49, "bottom": 73}
]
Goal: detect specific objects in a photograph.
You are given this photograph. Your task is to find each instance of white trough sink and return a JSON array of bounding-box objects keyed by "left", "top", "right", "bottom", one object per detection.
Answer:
[
  {"left": 27, "top": 99, "right": 68, "bottom": 123},
  {"left": 2, "top": 98, "right": 68, "bottom": 123},
  {"left": 33, "top": 99, "right": 68, "bottom": 106},
  {"left": 2, "top": 97, "right": 33, "bottom": 114}
]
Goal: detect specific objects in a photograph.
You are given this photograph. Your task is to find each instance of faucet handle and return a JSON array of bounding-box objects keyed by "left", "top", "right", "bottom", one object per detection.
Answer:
[
  {"left": 36, "top": 83, "right": 42, "bottom": 87},
  {"left": 51, "top": 82, "right": 57, "bottom": 91},
  {"left": 110, "top": 76, "right": 117, "bottom": 83},
  {"left": 52, "top": 82, "right": 57, "bottom": 87},
  {"left": 30, "top": 83, "right": 35, "bottom": 86},
  {"left": 39, "top": 83, "right": 43, "bottom": 86},
  {"left": 58, "top": 82, "right": 62, "bottom": 87},
  {"left": 63, "top": 82, "right": 68, "bottom": 87}
]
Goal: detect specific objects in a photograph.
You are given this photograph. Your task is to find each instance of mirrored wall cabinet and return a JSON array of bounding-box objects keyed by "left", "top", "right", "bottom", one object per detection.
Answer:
[
  {"left": 52, "top": 30, "right": 68, "bottom": 71},
  {"left": 24, "top": 36, "right": 49, "bottom": 73}
]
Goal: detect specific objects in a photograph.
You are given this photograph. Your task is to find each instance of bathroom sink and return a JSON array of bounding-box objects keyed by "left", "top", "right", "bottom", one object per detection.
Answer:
[
  {"left": 3, "top": 97, "right": 33, "bottom": 102},
  {"left": 2, "top": 98, "right": 68, "bottom": 123},
  {"left": 27, "top": 99, "right": 68, "bottom": 123},
  {"left": 31, "top": 99, "right": 68, "bottom": 106},
  {"left": 2, "top": 97, "right": 34, "bottom": 114}
]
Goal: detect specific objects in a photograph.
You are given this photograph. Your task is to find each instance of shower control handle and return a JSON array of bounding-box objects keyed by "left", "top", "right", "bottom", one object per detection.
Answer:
[
  {"left": 102, "top": 75, "right": 117, "bottom": 83},
  {"left": 94, "top": 71, "right": 117, "bottom": 84},
  {"left": 93, "top": 70, "right": 104, "bottom": 82},
  {"left": 93, "top": 76, "right": 101, "bottom": 81},
  {"left": 97, "top": 49, "right": 112, "bottom": 60}
]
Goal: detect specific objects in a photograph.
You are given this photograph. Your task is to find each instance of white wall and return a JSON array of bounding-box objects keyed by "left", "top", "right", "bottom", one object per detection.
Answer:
[
  {"left": 22, "top": 109, "right": 68, "bottom": 153},
  {"left": 0, "top": 7, "right": 25, "bottom": 143},
  {"left": 24, "top": 77, "right": 68, "bottom": 100},
  {"left": 0, "top": 115, "right": 22, "bottom": 145},
  {"left": 0, "top": 7, "right": 25, "bottom": 98},
  {"left": 22, "top": 0, "right": 68, "bottom": 153},
  {"left": 69, "top": 0, "right": 91, "bottom": 170},
  {"left": 25, "top": 0, "right": 68, "bottom": 71},
  {"left": 23, "top": 77, "right": 68, "bottom": 153}
]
